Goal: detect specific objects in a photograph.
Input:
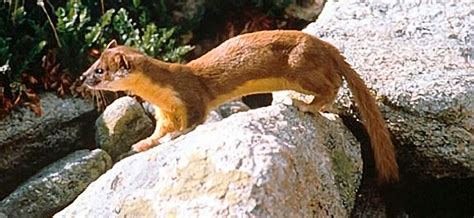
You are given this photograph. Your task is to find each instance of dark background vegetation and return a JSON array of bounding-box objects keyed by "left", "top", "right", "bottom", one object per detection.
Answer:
[{"left": 0, "top": 0, "right": 302, "bottom": 118}]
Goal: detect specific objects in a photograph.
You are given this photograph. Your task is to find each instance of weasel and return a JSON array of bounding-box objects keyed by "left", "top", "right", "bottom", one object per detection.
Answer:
[{"left": 81, "top": 30, "right": 399, "bottom": 182}]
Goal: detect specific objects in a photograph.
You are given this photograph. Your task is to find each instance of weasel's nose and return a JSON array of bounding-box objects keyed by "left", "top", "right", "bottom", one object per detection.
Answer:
[
  {"left": 80, "top": 72, "right": 95, "bottom": 87},
  {"left": 80, "top": 69, "right": 93, "bottom": 83}
]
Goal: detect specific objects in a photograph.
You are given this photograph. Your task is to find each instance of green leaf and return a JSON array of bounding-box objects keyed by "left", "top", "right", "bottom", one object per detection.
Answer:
[
  {"left": 132, "top": 0, "right": 141, "bottom": 8},
  {"left": 84, "top": 9, "right": 115, "bottom": 46},
  {"left": 101, "top": 9, "right": 115, "bottom": 28},
  {"left": 78, "top": 6, "right": 90, "bottom": 29},
  {"left": 84, "top": 25, "right": 101, "bottom": 45}
]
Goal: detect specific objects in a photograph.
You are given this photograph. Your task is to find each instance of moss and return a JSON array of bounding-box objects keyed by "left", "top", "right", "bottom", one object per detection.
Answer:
[{"left": 331, "top": 146, "right": 358, "bottom": 209}]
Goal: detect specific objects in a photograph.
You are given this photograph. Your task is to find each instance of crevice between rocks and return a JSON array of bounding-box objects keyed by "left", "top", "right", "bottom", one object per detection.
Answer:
[{"left": 340, "top": 114, "right": 474, "bottom": 217}]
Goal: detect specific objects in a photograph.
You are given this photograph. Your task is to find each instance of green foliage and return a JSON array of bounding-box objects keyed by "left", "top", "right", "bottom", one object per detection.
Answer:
[
  {"left": 0, "top": 0, "right": 195, "bottom": 115},
  {"left": 0, "top": 3, "right": 48, "bottom": 81},
  {"left": 1, "top": 0, "right": 195, "bottom": 81},
  {"left": 84, "top": 9, "right": 115, "bottom": 47},
  {"left": 83, "top": 7, "right": 192, "bottom": 63},
  {"left": 139, "top": 24, "right": 193, "bottom": 62},
  {"left": 56, "top": 0, "right": 192, "bottom": 73},
  {"left": 0, "top": 37, "right": 11, "bottom": 69},
  {"left": 54, "top": 0, "right": 92, "bottom": 73}
]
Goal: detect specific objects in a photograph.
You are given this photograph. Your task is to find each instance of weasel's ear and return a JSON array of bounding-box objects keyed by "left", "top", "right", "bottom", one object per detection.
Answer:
[
  {"left": 106, "top": 40, "right": 118, "bottom": 49},
  {"left": 113, "top": 52, "right": 130, "bottom": 70}
]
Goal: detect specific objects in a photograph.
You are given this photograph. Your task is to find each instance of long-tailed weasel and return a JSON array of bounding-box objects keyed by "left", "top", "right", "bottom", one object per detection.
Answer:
[{"left": 81, "top": 30, "right": 399, "bottom": 182}]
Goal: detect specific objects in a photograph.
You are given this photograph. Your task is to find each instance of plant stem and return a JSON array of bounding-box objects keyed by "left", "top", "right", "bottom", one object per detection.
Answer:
[{"left": 37, "top": 0, "right": 62, "bottom": 48}]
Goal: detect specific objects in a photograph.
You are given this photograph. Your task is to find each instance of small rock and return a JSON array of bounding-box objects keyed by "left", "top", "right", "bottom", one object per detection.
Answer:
[
  {"left": 285, "top": 0, "right": 327, "bottom": 21},
  {"left": 96, "top": 96, "right": 154, "bottom": 161},
  {"left": 170, "top": 0, "right": 206, "bottom": 23},
  {"left": 217, "top": 100, "right": 250, "bottom": 118},
  {"left": 0, "top": 149, "right": 112, "bottom": 217}
]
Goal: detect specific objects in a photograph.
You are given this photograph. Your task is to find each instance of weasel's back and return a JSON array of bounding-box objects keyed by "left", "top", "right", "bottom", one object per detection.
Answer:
[{"left": 188, "top": 30, "right": 338, "bottom": 75}]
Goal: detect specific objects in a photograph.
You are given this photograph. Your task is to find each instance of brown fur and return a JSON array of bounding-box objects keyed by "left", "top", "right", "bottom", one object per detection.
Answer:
[{"left": 82, "top": 30, "right": 399, "bottom": 182}]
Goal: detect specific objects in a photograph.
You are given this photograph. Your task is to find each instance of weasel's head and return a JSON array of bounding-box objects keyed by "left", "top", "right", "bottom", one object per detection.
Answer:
[{"left": 81, "top": 40, "right": 142, "bottom": 91}]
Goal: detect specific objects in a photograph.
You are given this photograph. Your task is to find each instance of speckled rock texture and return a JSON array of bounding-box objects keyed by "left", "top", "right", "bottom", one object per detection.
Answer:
[
  {"left": 0, "top": 149, "right": 112, "bottom": 217},
  {"left": 285, "top": 0, "right": 326, "bottom": 21},
  {"left": 216, "top": 100, "right": 250, "bottom": 118},
  {"left": 96, "top": 96, "right": 154, "bottom": 161},
  {"left": 0, "top": 93, "right": 97, "bottom": 198},
  {"left": 169, "top": 0, "right": 206, "bottom": 23},
  {"left": 303, "top": 1, "right": 473, "bottom": 179},
  {"left": 55, "top": 104, "right": 362, "bottom": 217}
]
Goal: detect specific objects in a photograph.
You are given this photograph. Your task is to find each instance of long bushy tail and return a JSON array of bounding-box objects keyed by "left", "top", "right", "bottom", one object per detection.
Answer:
[{"left": 338, "top": 60, "right": 399, "bottom": 183}]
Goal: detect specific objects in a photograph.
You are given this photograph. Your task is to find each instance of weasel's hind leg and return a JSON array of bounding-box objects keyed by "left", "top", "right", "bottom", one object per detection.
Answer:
[{"left": 292, "top": 89, "right": 338, "bottom": 114}]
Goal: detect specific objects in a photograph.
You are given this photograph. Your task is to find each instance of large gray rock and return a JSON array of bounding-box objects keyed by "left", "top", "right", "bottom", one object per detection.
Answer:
[
  {"left": 56, "top": 104, "right": 362, "bottom": 217},
  {"left": 96, "top": 96, "right": 154, "bottom": 161},
  {"left": 0, "top": 149, "right": 112, "bottom": 217},
  {"left": 303, "top": 1, "right": 473, "bottom": 179},
  {"left": 0, "top": 93, "right": 97, "bottom": 198}
]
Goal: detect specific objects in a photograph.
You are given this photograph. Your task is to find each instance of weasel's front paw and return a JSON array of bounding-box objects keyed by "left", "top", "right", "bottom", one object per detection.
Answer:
[{"left": 131, "top": 138, "right": 158, "bottom": 152}]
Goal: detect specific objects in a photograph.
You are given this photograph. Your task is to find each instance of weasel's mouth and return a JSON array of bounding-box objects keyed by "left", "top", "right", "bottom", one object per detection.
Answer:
[
  {"left": 84, "top": 79, "right": 126, "bottom": 92},
  {"left": 84, "top": 84, "right": 100, "bottom": 90},
  {"left": 83, "top": 80, "right": 112, "bottom": 90}
]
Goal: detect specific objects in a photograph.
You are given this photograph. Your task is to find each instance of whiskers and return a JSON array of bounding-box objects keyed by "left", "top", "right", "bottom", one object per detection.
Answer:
[
  {"left": 91, "top": 90, "right": 120, "bottom": 111},
  {"left": 71, "top": 79, "right": 121, "bottom": 111}
]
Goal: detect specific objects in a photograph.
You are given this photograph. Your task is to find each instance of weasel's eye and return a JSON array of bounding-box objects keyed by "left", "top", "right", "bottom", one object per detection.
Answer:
[{"left": 94, "top": 68, "right": 104, "bottom": 75}]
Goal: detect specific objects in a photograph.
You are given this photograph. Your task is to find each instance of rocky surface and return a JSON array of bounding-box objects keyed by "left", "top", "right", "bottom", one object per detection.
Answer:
[
  {"left": 303, "top": 1, "right": 473, "bottom": 179},
  {"left": 100, "top": 97, "right": 249, "bottom": 161},
  {"left": 169, "top": 0, "right": 206, "bottom": 24},
  {"left": 0, "top": 149, "right": 112, "bottom": 217},
  {"left": 204, "top": 110, "right": 224, "bottom": 124},
  {"left": 0, "top": 93, "right": 97, "bottom": 198},
  {"left": 96, "top": 96, "right": 154, "bottom": 161},
  {"left": 215, "top": 100, "right": 250, "bottom": 118},
  {"left": 285, "top": 0, "right": 326, "bottom": 21},
  {"left": 56, "top": 104, "right": 362, "bottom": 217}
]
